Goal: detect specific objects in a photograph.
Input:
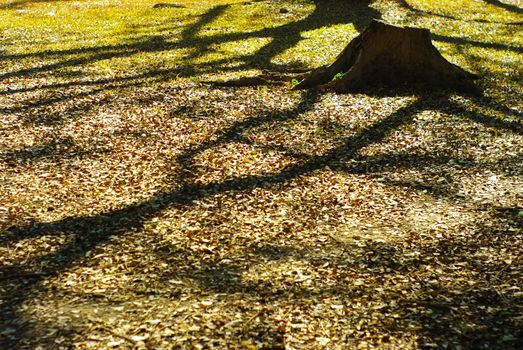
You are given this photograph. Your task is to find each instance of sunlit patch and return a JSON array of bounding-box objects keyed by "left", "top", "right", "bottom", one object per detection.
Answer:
[
  {"left": 275, "top": 24, "right": 359, "bottom": 67},
  {"left": 197, "top": 37, "right": 273, "bottom": 68},
  {"left": 459, "top": 173, "right": 523, "bottom": 207}
]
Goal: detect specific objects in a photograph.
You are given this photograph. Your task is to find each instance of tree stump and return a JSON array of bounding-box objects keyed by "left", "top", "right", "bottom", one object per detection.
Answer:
[{"left": 294, "top": 20, "right": 479, "bottom": 93}]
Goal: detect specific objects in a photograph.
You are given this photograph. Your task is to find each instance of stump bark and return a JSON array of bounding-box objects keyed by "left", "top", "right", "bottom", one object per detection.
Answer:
[{"left": 294, "top": 20, "right": 479, "bottom": 93}]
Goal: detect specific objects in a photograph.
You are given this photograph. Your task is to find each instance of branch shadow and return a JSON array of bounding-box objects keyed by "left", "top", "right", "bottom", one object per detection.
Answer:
[
  {"left": 150, "top": 201, "right": 522, "bottom": 348},
  {"left": 2, "top": 87, "right": 522, "bottom": 347},
  {"left": 0, "top": 136, "right": 111, "bottom": 166},
  {"left": 395, "top": 0, "right": 523, "bottom": 24},
  {"left": 1, "top": 0, "right": 380, "bottom": 78},
  {"left": 1, "top": 0, "right": 381, "bottom": 128},
  {"left": 432, "top": 33, "right": 523, "bottom": 55},
  {"left": 0, "top": 90, "right": 423, "bottom": 347},
  {"left": 1, "top": 1, "right": 522, "bottom": 347},
  {"left": 153, "top": 3, "right": 186, "bottom": 9},
  {"left": 484, "top": 0, "right": 523, "bottom": 14}
]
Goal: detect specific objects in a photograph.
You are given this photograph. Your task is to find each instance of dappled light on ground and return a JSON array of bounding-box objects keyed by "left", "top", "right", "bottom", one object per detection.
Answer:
[{"left": 1, "top": 0, "right": 522, "bottom": 349}]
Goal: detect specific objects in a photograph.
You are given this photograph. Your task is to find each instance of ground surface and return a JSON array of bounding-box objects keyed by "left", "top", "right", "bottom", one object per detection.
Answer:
[{"left": 0, "top": 0, "right": 522, "bottom": 349}]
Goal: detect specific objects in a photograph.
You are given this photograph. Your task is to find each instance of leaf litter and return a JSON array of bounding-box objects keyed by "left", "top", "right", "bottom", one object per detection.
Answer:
[{"left": 1, "top": 0, "right": 522, "bottom": 349}]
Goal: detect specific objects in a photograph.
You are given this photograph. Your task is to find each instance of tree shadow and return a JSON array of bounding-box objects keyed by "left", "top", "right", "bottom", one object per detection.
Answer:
[
  {"left": 0, "top": 90, "right": 418, "bottom": 346},
  {"left": 148, "top": 200, "right": 522, "bottom": 348},
  {"left": 484, "top": 0, "right": 523, "bottom": 14},
  {"left": 360, "top": 230, "right": 522, "bottom": 349},
  {"left": 395, "top": 0, "right": 523, "bottom": 24},
  {"left": 1, "top": 1, "right": 522, "bottom": 347},
  {"left": 392, "top": 1, "right": 523, "bottom": 55},
  {"left": 0, "top": 136, "right": 111, "bottom": 166},
  {"left": 432, "top": 33, "right": 523, "bottom": 55},
  {"left": 0, "top": 35, "right": 176, "bottom": 81},
  {"left": 2, "top": 87, "right": 522, "bottom": 347},
  {"left": 0, "top": 0, "right": 381, "bottom": 127},
  {"left": 3, "top": 0, "right": 521, "bottom": 127},
  {"left": 153, "top": 2, "right": 186, "bottom": 9},
  {"left": 1, "top": 0, "right": 380, "bottom": 78},
  {"left": 444, "top": 102, "right": 523, "bottom": 135},
  {"left": 244, "top": 0, "right": 381, "bottom": 69}
]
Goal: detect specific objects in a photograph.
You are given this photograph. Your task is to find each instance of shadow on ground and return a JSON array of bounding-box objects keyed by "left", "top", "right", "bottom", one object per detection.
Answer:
[{"left": 1, "top": 0, "right": 522, "bottom": 348}]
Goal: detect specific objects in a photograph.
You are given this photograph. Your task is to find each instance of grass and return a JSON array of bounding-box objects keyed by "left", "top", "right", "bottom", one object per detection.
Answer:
[{"left": 0, "top": 0, "right": 522, "bottom": 349}]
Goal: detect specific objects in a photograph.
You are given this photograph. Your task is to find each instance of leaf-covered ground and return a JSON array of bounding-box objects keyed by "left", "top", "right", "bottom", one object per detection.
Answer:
[{"left": 1, "top": 0, "right": 522, "bottom": 349}]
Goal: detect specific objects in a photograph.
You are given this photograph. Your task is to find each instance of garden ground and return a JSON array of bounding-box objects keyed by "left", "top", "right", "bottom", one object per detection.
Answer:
[{"left": 0, "top": 0, "right": 522, "bottom": 348}]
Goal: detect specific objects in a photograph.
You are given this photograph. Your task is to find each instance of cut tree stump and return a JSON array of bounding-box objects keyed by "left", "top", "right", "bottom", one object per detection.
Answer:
[{"left": 294, "top": 20, "right": 479, "bottom": 93}]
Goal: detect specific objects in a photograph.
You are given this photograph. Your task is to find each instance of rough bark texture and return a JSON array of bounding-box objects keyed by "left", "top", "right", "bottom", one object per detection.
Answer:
[{"left": 295, "top": 20, "right": 479, "bottom": 93}]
